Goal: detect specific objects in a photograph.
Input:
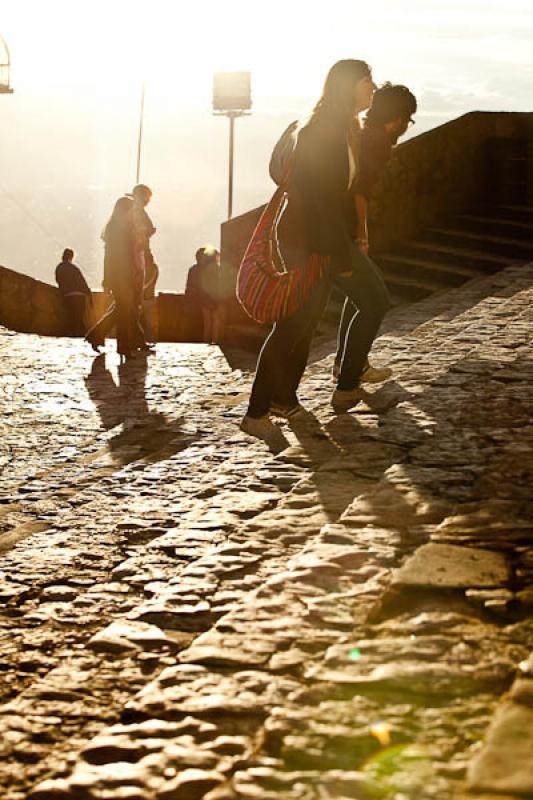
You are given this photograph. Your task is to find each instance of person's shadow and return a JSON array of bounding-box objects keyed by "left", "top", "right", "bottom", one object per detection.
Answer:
[{"left": 84, "top": 353, "right": 196, "bottom": 467}]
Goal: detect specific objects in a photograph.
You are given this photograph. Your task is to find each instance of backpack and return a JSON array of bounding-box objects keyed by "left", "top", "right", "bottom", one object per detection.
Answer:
[
  {"left": 236, "top": 187, "right": 328, "bottom": 325},
  {"left": 269, "top": 121, "right": 299, "bottom": 187}
]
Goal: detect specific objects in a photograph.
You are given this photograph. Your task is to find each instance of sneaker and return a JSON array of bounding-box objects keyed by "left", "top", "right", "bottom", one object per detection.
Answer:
[
  {"left": 331, "top": 388, "right": 363, "bottom": 412},
  {"left": 240, "top": 415, "right": 287, "bottom": 449},
  {"left": 270, "top": 402, "right": 308, "bottom": 420},
  {"left": 360, "top": 364, "right": 392, "bottom": 383}
]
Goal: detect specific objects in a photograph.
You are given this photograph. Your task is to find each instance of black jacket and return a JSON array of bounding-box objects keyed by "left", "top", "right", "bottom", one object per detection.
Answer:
[
  {"left": 55, "top": 261, "right": 91, "bottom": 296},
  {"left": 287, "top": 118, "right": 358, "bottom": 273}
]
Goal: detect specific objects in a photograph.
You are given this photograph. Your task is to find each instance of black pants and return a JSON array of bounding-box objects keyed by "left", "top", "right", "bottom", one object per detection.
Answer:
[
  {"left": 87, "top": 295, "right": 145, "bottom": 354},
  {"left": 114, "top": 288, "right": 145, "bottom": 356},
  {"left": 247, "top": 247, "right": 390, "bottom": 418},
  {"left": 64, "top": 295, "right": 88, "bottom": 337}
]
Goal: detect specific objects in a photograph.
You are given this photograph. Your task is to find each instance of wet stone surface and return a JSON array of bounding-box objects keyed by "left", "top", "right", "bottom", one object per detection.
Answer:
[{"left": 0, "top": 263, "right": 532, "bottom": 799}]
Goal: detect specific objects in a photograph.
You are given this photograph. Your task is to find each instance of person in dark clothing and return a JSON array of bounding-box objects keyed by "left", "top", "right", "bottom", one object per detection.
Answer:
[
  {"left": 86, "top": 188, "right": 155, "bottom": 355},
  {"left": 55, "top": 248, "right": 93, "bottom": 337},
  {"left": 270, "top": 82, "right": 418, "bottom": 408},
  {"left": 185, "top": 246, "right": 227, "bottom": 343},
  {"left": 101, "top": 196, "right": 145, "bottom": 362},
  {"left": 241, "top": 59, "right": 382, "bottom": 444},
  {"left": 332, "top": 83, "right": 417, "bottom": 381}
]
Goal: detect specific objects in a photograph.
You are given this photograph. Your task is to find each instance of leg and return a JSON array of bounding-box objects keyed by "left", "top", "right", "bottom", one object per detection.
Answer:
[
  {"left": 201, "top": 307, "right": 211, "bottom": 343},
  {"left": 247, "top": 279, "right": 329, "bottom": 417},
  {"left": 132, "top": 304, "right": 147, "bottom": 350},
  {"left": 141, "top": 299, "right": 155, "bottom": 343},
  {"left": 335, "top": 297, "right": 357, "bottom": 367},
  {"left": 65, "top": 296, "right": 87, "bottom": 337},
  {"left": 86, "top": 302, "right": 116, "bottom": 346},
  {"left": 332, "top": 248, "right": 390, "bottom": 391},
  {"left": 113, "top": 290, "right": 135, "bottom": 357},
  {"left": 273, "top": 280, "right": 331, "bottom": 409}
]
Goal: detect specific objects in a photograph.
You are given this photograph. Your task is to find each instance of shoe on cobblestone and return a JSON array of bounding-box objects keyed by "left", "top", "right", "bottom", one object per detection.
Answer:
[
  {"left": 270, "top": 403, "right": 308, "bottom": 420},
  {"left": 240, "top": 415, "right": 287, "bottom": 449},
  {"left": 361, "top": 364, "right": 392, "bottom": 383},
  {"left": 331, "top": 388, "right": 363, "bottom": 412},
  {"left": 333, "top": 360, "right": 391, "bottom": 383}
]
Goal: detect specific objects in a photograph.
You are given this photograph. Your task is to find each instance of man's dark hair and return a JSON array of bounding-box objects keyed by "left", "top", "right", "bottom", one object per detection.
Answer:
[
  {"left": 365, "top": 83, "right": 417, "bottom": 128},
  {"left": 62, "top": 248, "right": 74, "bottom": 261},
  {"left": 195, "top": 245, "right": 218, "bottom": 265}
]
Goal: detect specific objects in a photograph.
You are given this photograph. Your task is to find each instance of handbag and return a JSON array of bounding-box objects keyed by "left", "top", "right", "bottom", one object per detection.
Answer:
[{"left": 236, "top": 186, "right": 328, "bottom": 324}]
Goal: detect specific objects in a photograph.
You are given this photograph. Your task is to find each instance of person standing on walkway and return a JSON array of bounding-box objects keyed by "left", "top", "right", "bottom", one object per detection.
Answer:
[
  {"left": 87, "top": 185, "right": 156, "bottom": 354},
  {"left": 185, "top": 246, "right": 227, "bottom": 343},
  {"left": 241, "top": 59, "right": 388, "bottom": 444},
  {"left": 101, "top": 196, "right": 145, "bottom": 362},
  {"left": 55, "top": 248, "right": 93, "bottom": 338}
]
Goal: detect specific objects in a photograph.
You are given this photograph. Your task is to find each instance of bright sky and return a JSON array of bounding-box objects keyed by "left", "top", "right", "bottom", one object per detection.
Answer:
[
  {"left": 3, "top": 0, "right": 533, "bottom": 107},
  {"left": 1, "top": 0, "right": 532, "bottom": 288}
]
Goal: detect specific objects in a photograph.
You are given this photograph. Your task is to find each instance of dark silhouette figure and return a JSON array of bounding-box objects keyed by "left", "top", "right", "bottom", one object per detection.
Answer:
[
  {"left": 55, "top": 248, "right": 93, "bottom": 337},
  {"left": 185, "top": 246, "right": 227, "bottom": 343},
  {"left": 101, "top": 196, "right": 145, "bottom": 361},
  {"left": 242, "top": 59, "right": 387, "bottom": 445},
  {"left": 86, "top": 186, "right": 157, "bottom": 354}
]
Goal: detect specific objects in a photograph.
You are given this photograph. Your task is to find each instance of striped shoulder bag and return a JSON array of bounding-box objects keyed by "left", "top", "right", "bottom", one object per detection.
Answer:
[{"left": 236, "top": 187, "right": 328, "bottom": 325}]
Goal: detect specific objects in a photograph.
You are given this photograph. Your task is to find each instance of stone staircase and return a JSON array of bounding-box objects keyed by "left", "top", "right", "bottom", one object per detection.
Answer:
[{"left": 375, "top": 203, "right": 533, "bottom": 303}]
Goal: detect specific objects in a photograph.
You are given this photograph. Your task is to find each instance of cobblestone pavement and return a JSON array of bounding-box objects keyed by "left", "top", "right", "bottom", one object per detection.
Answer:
[{"left": 0, "top": 264, "right": 532, "bottom": 800}]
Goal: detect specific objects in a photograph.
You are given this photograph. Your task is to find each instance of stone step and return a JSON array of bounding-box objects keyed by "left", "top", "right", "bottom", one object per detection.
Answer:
[
  {"left": 377, "top": 254, "right": 483, "bottom": 287},
  {"left": 484, "top": 204, "right": 533, "bottom": 224},
  {"left": 425, "top": 226, "right": 533, "bottom": 259},
  {"left": 397, "top": 240, "right": 515, "bottom": 272},
  {"left": 383, "top": 272, "right": 444, "bottom": 301},
  {"left": 455, "top": 214, "right": 533, "bottom": 241}
]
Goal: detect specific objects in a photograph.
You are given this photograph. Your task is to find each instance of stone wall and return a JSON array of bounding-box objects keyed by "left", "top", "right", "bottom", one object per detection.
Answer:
[
  {"left": 0, "top": 265, "right": 115, "bottom": 338},
  {"left": 0, "top": 265, "right": 68, "bottom": 336},
  {"left": 368, "top": 111, "right": 533, "bottom": 252},
  {"left": 0, "top": 264, "right": 252, "bottom": 342},
  {"left": 220, "top": 111, "right": 533, "bottom": 267}
]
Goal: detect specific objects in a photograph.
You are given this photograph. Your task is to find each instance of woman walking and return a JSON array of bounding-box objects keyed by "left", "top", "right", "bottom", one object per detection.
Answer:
[
  {"left": 102, "top": 196, "right": 145, "bottom": 362},
  {"left": 241, "top": 59, "right": 390, "bottom": 445}
]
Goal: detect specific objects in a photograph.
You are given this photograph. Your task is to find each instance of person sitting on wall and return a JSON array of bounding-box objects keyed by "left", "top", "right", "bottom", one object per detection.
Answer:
[
  {"left": 185, "top": 246, "right": 227, "bottom": 344},
  {"left": 55, "top": 248, "right": 94, "bottom": 339}
]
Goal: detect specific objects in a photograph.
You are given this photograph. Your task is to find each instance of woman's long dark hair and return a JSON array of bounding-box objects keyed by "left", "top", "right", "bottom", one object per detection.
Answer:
[
  {"left": 103, "top": 196, "right": 134, "bottom": 242},
  {"left": 311, "top": 59, "right": 371, "bottom": 127}
]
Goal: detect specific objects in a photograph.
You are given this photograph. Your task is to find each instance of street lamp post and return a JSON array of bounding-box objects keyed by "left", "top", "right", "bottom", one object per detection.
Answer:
[
  {"left": 0, "top": 35, "right": 14, "bottom": 94},
  {"left": 136, "top": 82, "right": 145, "bottom": 184},
  {"left": 213, "top": 71, "right": 251, "bottom": 219}
]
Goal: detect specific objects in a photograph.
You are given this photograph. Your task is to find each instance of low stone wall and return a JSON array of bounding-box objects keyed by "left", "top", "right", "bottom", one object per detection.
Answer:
[
  {"left": 0, "top": 265, "right": 252, "bottom": 343},
  {"left": 221, "top": 111, "right": 533, "bottom": 267},
  {"left": 0, "top": 265, "right": 68, "bottom": 336}
]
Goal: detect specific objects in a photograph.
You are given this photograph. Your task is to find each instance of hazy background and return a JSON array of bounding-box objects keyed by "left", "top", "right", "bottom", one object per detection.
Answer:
[{"left": 1, "top": 0, "right": 532, "bottom": 290}]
